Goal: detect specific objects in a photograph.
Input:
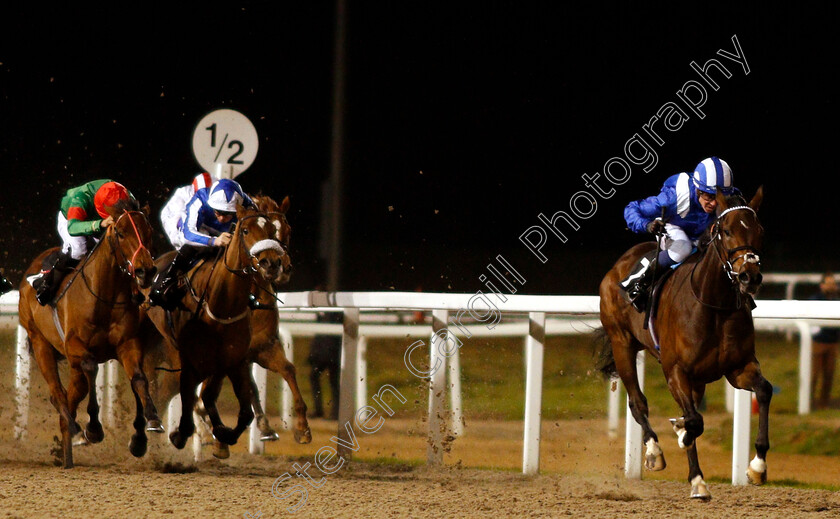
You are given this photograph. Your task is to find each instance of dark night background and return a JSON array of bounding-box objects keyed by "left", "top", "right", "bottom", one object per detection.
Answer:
[{"left": 0, "top": 3, "right": 836, "bottom": 295}]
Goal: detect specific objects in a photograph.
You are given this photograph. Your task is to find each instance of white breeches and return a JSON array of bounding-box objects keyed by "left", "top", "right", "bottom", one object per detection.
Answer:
[
  {"left": 658, "top": 224, "right": 694, "bottom": 264},
  {"left": 57, "top": 212, "right": 90, "bottom": 260}
]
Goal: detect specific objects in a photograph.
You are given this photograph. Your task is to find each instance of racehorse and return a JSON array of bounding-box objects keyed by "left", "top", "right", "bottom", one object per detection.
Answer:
[
  {"left": 596, "top": 187, "right": 769, "bottom": 500},
  {"left": 141, "top": 202, "right": 289, "bottom": 451},
  {"left": 144, "top": 194, "right": 312, "bottom": 458},
  {"left": 18, "top": 200, "right": 163, "bottom": 468}
]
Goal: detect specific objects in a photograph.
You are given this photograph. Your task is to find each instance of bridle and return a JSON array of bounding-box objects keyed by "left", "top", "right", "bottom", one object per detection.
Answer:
[
  {"left": 193, "top": 211, "right": 287, "bottom": 323},
  {"left": 709, "top": 205, "right": 761, "bottom": 285},
  {"left": 108, "top": 210, "right": 152, "bottom": 277},
  {"left": 690, "top": 205, "right": 761, "bottom": 310},
  {"left": 54, "top": 210, "right": 152, "bottom": 306},
  {"left": 222, "top": 213, "right": 288, "bottom": 276}
]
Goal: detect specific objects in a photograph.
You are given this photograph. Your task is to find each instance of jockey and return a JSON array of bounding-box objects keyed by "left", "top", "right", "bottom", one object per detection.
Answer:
[
  {"left": 148, "top": 178, "right": 255, "bottom": 310},
  {"left": 30, "top": 179, "right": 133, "bottom": 305},
  {"left": 620, "top": 157, "right": 739, "bottom": 311},
  {"left": 159, "top": 172, "right": 215, "bottom": 250}
]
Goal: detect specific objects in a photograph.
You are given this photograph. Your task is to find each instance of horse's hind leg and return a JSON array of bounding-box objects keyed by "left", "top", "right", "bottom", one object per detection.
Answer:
[
  {"left": 211, "top": 363, "right": 255, "bottom": 446},
  {"left": 609, "top": 330, "right": 665, "bottom": 471},
  {"left": 728, "top": 360, "right": 772, "bottom": 485},
  {"left": 30, "top": 335, "right": 76, "bottom": 468},
  {"left": 253, "top": 342, "right": 312, "bottom": 444},
  {"left": 247, "top": 362, "right": 279, "bottom": 441}
]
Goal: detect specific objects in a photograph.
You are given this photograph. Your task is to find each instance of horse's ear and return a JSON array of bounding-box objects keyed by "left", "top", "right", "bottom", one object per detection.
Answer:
[
  {"left": 749, "top": 185, "right": 763, "bottom": 212},
  {"left": 715, "top": 188, "right": 729, "bottom": 215},
  {"left": 142, "top": 202, "right": 151, "bottom": 217},
  {"left": 280, "top": 196, "right": 290, "bottom": 214}
]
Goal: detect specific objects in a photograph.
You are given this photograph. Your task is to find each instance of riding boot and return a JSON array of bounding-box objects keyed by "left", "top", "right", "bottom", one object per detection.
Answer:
[
  {"left": 619, "top": 251, "right": 667, "bottom": 312},
  {"left": 148, "top": 248, "right": 196, "bottom": 310},
  {"left": 32, "top": 251, "right": 79, "bottom": 306}
]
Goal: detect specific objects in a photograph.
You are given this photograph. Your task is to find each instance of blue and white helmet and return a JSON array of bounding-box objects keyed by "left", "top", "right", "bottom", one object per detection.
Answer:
[
  {"left": 693, "top": 157, "right": 733, "bottom": 195},
  {"left": 207, "top": 179, "right": 245, "bottom": 213}
]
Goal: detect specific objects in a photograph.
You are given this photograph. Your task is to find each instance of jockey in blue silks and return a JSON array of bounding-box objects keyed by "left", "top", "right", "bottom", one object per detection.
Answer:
[
  {"left": 619, "top": 156, "right": 739, "bottom": 311},
  {"left": 149, "top": 178, "right": 255, "bottom": 310}
]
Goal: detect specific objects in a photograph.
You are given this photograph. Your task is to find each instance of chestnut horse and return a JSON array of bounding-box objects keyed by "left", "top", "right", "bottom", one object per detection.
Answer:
[
  {"left": 18, "top": 202, "right": 162, "bottom": 468},
  {"left": 144, "top": 194, "right": 312, "bottom": 458},
  {"left": 597, "top": 187, "right": 769, "bottom": 500},
  {"left": 142, "top": 203, "right": 287, "bottom": 450}
]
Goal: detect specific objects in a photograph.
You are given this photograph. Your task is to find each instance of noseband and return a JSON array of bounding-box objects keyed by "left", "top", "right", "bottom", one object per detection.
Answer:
[
  {"left": 710, "top": 205, "right": 761, "bottom": 285},
  {"left": 109, "top": 211, "right": 151, "bottom": 278},
  {"left": 224, "top": 213, "right": 287, "bottom": 276}
]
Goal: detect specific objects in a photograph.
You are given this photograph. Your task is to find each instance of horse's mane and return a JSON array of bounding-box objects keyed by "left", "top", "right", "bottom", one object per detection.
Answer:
[
  {"left": 107, "top": 197, "right": 141, "bottom": 215},
  {"left": 696, "top": 193, "right": 748, "bottom": 252}
]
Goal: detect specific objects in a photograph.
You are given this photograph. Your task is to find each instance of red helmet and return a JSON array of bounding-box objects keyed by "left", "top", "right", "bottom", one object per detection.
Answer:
[
  {"left": 192, "top": 172, "right": 213, "bottom": 192},
  {"left": 94, "top": 181, "right": 130, "bottom": 218}
]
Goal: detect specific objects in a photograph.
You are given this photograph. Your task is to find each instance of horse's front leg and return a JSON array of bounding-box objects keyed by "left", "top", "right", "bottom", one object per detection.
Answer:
[
  {"left": 74, "top": 357, "right": 104, "bottom": 445},
  {"left": 727, "top": 360, "right": 772, "bottom": 485},
  {"left": 116, "top": 338, "right": 164, "bottom": 434},
  {"left": 666, "top": 367, "right": 710, "bottom": 500},
  {"left": 212, "top": 363, "right": 255, "bottom": 446},
  {"left": 198, "top": 374, "right": 231, "bottom": 459},
  {"left": 170, "top": 365, "right": 199, "bottom": 449}
]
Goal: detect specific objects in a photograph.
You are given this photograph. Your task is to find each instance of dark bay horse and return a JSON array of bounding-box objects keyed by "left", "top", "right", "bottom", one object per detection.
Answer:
[
  {"left": 141, "top": 203, "right": 288, "bottom": 450},
  {"left": 144, "top": 195, "right": 312, "bottom": 458},
  {"left": 597, "top": 187, "right": 769, "bottom": 500},
  {"left": 18, "top": 202, "right": 163, "bottom": 468}
]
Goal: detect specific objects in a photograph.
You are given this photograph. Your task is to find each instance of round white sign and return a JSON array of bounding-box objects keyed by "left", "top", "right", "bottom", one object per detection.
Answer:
[{"left": 192, "top": 108, "right": 259, "bottom": 179}]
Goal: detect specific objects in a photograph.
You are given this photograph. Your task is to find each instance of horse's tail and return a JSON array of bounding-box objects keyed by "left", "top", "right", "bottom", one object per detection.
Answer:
[{"left": 592, "top": 327, "right": 617, "bottom": 379}]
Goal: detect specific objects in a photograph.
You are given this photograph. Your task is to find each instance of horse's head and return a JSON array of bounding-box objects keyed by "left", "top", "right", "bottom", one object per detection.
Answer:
[
  {"left": 252, "top": 194, "right": 293, "bottom": 286},
  {"left": 711, "top": 186, "right": 764, "bottom": 295},
  {"left": 231, "top": 204, "right": 288, "bottom": 284},
  {"left": 107, "top": 200, "right": 157, "bottom": 288}
]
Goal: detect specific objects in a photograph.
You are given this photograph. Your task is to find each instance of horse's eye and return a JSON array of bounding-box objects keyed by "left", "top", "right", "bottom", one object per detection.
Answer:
[
  {"left": 116, "top": 231, "right": 124, "bottom": 239},
  {"left": 242, "top": 228, "right": 249, "bottom": 235},
  {"left": 724, "top": 229, "right": 732, "bottom": 237}
]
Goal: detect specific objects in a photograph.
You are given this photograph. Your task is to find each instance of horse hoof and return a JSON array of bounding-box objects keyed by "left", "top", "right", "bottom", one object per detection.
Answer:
[
  {"left": 294, "top": 427, "right": 313, "bottom": 445},
  {"left": 85, "top": 423, "right": 105, "bottom": 444},
  {"left": 645, "top": 453, "right": 666, "bottom": 471},
  {"left": 146, "top": 420, "right": 165, "bottom": 434},
  {"left": 747, "top": 457, "right": 767, "bottom": 485},
  {"left": 213, "top": 441, "right": 231, "bottom": 460},
  {"left": 260, "top": 431, "right": 280, "bottom": 442},
  {"left": 212, "top": 426, "right": 238, "bottom": 445},
  {"left": 690, "top": 476, "right": 711, "bottom": 501},
  {"left": 72, "top": 431, "right": 90, "bottom": 447},
  {"left": 169, "top": 430, "right": 188, "bottom": 450},
  {"left": 129, "top": 433, "right": 148, "bottom": 457}
]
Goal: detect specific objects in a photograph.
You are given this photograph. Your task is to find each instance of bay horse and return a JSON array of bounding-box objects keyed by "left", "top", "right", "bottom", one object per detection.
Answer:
[
  {"left": 141, "top": 203, "right": 288, "bottom": 451},
  {"left": 144, "top": 194, "right": 312, "bottom": 458},
  {"left": 597, "top": 187, "right": 769, "bottom": 500},
  {"left": 18, "top": 201, "right": 163, "bottom": 468}
]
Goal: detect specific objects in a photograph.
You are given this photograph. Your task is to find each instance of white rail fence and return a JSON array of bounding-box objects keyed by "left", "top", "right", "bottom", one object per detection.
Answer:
[{"left": 6, "top": 288, "right": 840, "bottom": 485}]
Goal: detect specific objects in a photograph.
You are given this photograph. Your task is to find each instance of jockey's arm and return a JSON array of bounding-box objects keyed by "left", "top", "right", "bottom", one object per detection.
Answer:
[
  {"left": 65, "top": 205, "right": 105, "bottom": 237},
  {"left": 181, "top": 198, "right": 217, "bottom": 247},
  {"left": 624, "top": 189, "right": 676, "bottom": 234}
]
